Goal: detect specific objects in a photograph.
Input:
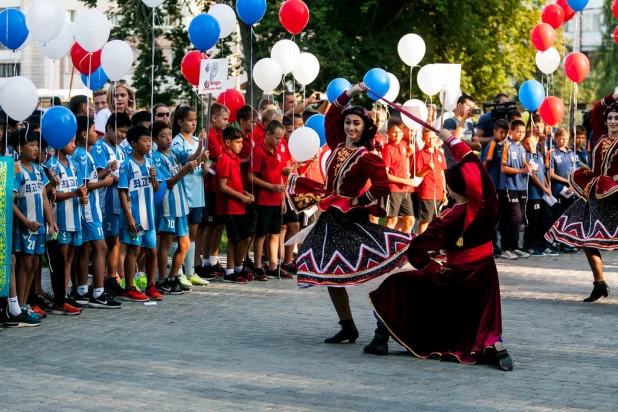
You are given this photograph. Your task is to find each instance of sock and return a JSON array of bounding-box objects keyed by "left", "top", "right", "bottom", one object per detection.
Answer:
[
  {"left": 170, "top": 242, "right": 178, "bottom": 261},
  {"left": 93, "top": 288, "right": 104, "bottom": 299},
  {"left": 209, "top": 256, "right": 218, "bottom": 266},
  {"left": 202, "top": 258, "right": 209, "bottom": 267},
  {"left": 77, "top": 285, "right": 89, "bottom": 296},
  {"left": 8, "top": 296, "right": 21, "bottom": 316},
  {"left": 226, "top": 269, "right": 234, "bottom": 275},
  {"left": 184, "top": 242, "right": 195, "bottom": 277},
  {"left": 234, "top": 265, "right": 243, "bottom": 273}
]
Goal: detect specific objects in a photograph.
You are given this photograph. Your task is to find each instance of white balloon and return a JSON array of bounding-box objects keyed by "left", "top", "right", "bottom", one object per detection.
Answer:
[
  {"left": 536, "top": 47, "right": 560, "bottom": 75},
  {"left": 292, "top": 52, "right": 320, "bottom": 86},
  {"left": 37, "top": 21, "right": 73, "bottom": 61},
  {"left": 289, "top": 127, "right": 320, "bottom": 162},
  {"left": 440, "top": 89, "right": 462, "bottom": 112},
  {"left": 397, "top": 34, "right": 426, "bottom": 67},
  {"left": 253, "top": 58, "right": 283, "bottom": 92},
  {"left": 142, "top": 0, "right": 166, "bottom": 7},
  {"left": 208, "top": 4, "right": 237, "bottom": 39},
  {"left": 417, "top": 64, "right": 442, "bottom": 96},
  {"left": 17, "top": 33, "right": 33, "bottom": 51},
  {"left": 401, "top": 99, "right": 428, "bottom": 131},
  {"left": 0, "top": 76, "right": 39, "bottom": 121},
  {"left": 383, "top": 73, "right": 400, "bottom": 102},
  {"left": 26, "top": 0, "right": 64, "bottom": 43},
  {"left": 101, "top": 40, "right": 134, "bottom": 81},
  {"left": 271, "top": 39, "right": 300, "bottom": 74},
  {"left": 74, "top": 10, "right": 110, "bottom": 53}
]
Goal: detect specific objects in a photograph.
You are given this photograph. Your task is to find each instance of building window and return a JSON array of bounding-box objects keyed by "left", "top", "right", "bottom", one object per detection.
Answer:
[
  {"left": 0, "top": 63, "right": 20, "bottom": 77},
  {"left": 67, "top": 10, "right": 76, "bottom": 22},
  {"left": 583, "top": 10, "right": 601, "bottom": 32}
]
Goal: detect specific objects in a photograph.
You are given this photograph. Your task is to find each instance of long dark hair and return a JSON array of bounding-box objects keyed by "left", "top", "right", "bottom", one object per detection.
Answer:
[
  {"left": 341, "top": 106, "right": 377, "bottom": 151},
  {"left": 171, "top": 105, "right": 196, "bottom": 137}
]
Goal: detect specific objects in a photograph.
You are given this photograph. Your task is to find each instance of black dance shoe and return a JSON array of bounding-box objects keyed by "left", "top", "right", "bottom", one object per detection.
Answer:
[
  {"left": 583, "top": 281, "right": 610, "bottom": 303},
  {"left": 363, "top": 324, "right": 389, "bottom": 355},
  {"left": 324, "top": 319, "right": 359, "bottom": 344},
  {"left": 485, "top": 342, "right": 514, "bottom": 371}
]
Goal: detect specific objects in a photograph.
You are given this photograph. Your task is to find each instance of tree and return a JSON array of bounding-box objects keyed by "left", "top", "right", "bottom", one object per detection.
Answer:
[{"left": 589, "top": 0, "right": 618, "bottom": 100}]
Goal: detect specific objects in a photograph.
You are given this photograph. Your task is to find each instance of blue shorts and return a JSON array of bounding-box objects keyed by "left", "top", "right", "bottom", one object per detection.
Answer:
[
  {"left": 57, "top": 230, "right": 83, "bottom": 246},
  {"left": 187, "top": 207, "right": 202, "bottom": 225},
  {"left": 157, "top": 216, "right": 189, "bottom": 237},
  {"left": 103, "top": 213, "right": 119, "bottom": 237},
  {"left": 82, "top": 221, "right": 105, "bottom": 242},
  {"left": 13, "top": 231, "right": 45, "bottom": 255},
  {"left": 120, "top": 228, "right": 157, "bottom": 249}
]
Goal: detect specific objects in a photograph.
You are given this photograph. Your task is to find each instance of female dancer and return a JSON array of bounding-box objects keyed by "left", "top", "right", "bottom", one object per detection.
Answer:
[
  {"left": 286, "top": 83, "right": 410, "bottom": 343},
  {"left": 546, "top": 93, "right": 618, "bottom": 302},
  {"left": 367, "top": 130, "right": 514, "bottom": 371}
]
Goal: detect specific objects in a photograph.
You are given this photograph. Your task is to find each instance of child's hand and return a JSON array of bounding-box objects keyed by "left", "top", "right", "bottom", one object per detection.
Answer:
[
  {"left": 281, "top": 200, "right": 287, "bottom": 214},
  {"left": 404, "top": 178, "right": 415, "bottom": 187},
  {"left": 126, "top": 216, "right": 137, "bottom": 234},
  {"left": 243, "top": 191, "right": 255, "bottom": 204},
  {"left": 149, "top": 167, "right": 157, "bottom": 178},
  {"left": 26, "top": 220, "right": 42, "bottom": 232},
  {"left": 103, "top": 175, "right": 114, "bottom": 187},
  {"left": 242, "top": 195, "right": 253, "bottom": 204},
  {"left": 566, "top": 187, "right": 574, "bottom": 195},
  {"left": 108, "top": 160, "right": 118, "bottom": 172},
  {"left": 75, "top": 185, "right": 87, "bottom": 198},
  {"left": 270, "top": 183, "right": 285, "bottom": 193},
  {"left": 184, "top": 160, "right": 198, "bottom": 173},
  {"left": 522, "top": 164, "right": 531, "bottom": 174},
  {"left": 199, "top": 128, "right": 207, "bottom": 141},
  {"left": 544, "top": 187, "right": 552, "bottom": 196},
  {"left": 282, "top": 167, "right": 293, "bottom": 177},
  {"left": 80, "top": 195, "right": 89, "bottom": 205},
  {"left": 201, "top": 151, "right": 210, "bottom": 162},
  {"left": 442, "top": 194, "right": 449, "bottom": 206},
  {"left": 201, "top": 162, "right": 208, "bottom": 173}
]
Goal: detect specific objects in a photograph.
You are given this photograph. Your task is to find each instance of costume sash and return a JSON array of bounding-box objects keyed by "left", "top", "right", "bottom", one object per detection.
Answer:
[{"left": 445, "top": 242, "right": 493, "bottom": 266}]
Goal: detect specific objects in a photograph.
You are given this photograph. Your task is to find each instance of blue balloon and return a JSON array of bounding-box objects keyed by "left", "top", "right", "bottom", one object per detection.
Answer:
[
  {"left": 81, "top": 66, "right": 108, "bottom": 91},
  {"left": 518, "top": 80, "right": 545, "bottom": 112},
  {"left": 567, "top": 0, "right": 588, "bottom": 12},
  {"left": 41, "top": 107, "right": 77, "bottom": 150},
  {"left": 363, "top": 68, "right": 390, "bottom": 101},
  {"left": 154, "top": 179, "right": 167, "bottom": 204},
  {"left": 236, "top": 0, "right": 267, "bottom": 26},
  {"left": 188, "top": 14, "right": 221, "bottom": 51},
  {"left": 305, "top": 114, "right": 326, "bottom": 147},
  {"left": 326, "top": 78, "right": 352, "bottom": 104},
  {"left": 0, "top": 9, "right": 29, "bottom": 50}
]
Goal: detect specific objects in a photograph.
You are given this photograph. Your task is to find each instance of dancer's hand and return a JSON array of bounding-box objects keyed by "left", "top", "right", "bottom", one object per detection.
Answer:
[
  {"left": 438, "top": 129, "right": 452, "bottom": 143},
  {"left": 346, "top": 82, "right": 369, "bottom": 98}
]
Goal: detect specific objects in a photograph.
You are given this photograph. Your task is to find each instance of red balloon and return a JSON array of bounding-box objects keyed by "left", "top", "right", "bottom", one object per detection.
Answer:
[
  {"left": 539, "top": 96, "right": 565, "bottom": 126},
  {"left": 530, "top": 23, "right": 555, "bottom": 52},
  {"left": 556, "top": 0, "right": 576, "bottom": 22},
  {"left": 542, "top": 4, "right": 564, "bottom": 29},
  {"left": 216, "top": 89, "right": 245, "bottom": 123},
  {"left": 181, "top": 51, "right": 208, "bottom": 87},
  {"left": 563, "top": 52, "right": 590, "bottom": 83},
  {"left": 613, "top": 0, "right": 618, "bottom": 19},
  {"left": 614, "top": 25, "right": 618, "bottom": 43},
  {"left": 279, "top": 0, "right": 310, "bottom": 35},
  {"left": 70, "top": 42, "right": 102, "bottom": 75}
]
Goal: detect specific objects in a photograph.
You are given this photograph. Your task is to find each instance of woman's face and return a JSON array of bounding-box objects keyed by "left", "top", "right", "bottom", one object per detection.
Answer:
[
  {"left": 113, "top": 86, "right": 130, "bottom": 111},
  {"left": 607, "top": 111, "right": 618, "bottom": 134},
  {"left": 344, "top": 114, "right": 364, "bottom": 143}
]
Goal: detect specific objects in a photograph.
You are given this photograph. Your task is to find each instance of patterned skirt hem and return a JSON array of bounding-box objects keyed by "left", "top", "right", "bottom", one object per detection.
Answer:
[{"left": 545, "top": 226, "right": 618, "bottom": 251}]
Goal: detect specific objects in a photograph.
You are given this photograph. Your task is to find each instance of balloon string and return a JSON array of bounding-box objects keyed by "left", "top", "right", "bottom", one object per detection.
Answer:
[
  {"left": 368, "top": 88, "right": 439, "bottom": 134},
  {"left": 250, "top": 25, "right": 254, "bottom": 195},
  {"left": 151, "top": 6, "right": 156, "bottom": 156}
]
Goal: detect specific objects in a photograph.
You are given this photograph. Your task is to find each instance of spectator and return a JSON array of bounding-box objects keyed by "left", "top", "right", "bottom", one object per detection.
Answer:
[
  {"left": 415, "top": 128, "right": 448, "bottom": 234},
  {"left": 93, "top": 90, "right": 107, "bottom": 114},
  {"left": 94, "top": 81, "right": 136, "bottom": 136},
  {"left": 476, "top": 93, "right": 512, "bottom": 144},
  {"left": 152, "top": 103, "right": 170, "bottom": 124},
  {"left": 69, "top": 95, "right": 89, "bottom": 117}
]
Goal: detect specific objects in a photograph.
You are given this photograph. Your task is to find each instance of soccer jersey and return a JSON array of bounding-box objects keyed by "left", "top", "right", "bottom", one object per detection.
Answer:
[
  {"left": 73, "top": 146, "right": 102, "bottom": 223},
  {"left": 525, "top": 150, "right": 547, "bottom": 200},
  {"left": 382, "top": 141, "right": 411, "bottom": 193},
  {"left": 47, "top": 157, "right": 83, "bottom": 232},
  {"left": 172, "top": 134, "right": 204, "bottom": 208},
  {"left": 251, "top": 143, "right": 284, "bottom": 206},
  {"left": 502, "top": 141, "right": 528, "bottom": 191},
  {"left": 215, "top": 149, "right": 244, "bottom": 215},
  {"left": 14, "top": 163, "right": 49, "bottom": 234},
  {"left": 153, "top": 149, "right": 190, "bottom": 218},
  {"left": 546, "top": 147, "right": 577, "bottom": 196},
  {"left": 415, "top": 148, "right": 447, "bottom": 200},
  {"left": 118, "top": 157, "right": 157, "bottom": 231},
  {"left": 92, "top": 139, "right": 125, "bottom": 215},
  {"left": 481, "top": 138, "right": 506, "bottom": 191}
]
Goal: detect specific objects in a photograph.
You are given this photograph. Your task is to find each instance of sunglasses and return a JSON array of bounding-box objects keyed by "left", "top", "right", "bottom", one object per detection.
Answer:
[
  {"left": 155, "top": 112, "right": 170, "bottom": 118},
  {"left": 110, "top": 80, "right": 128, "bottom": 86}
]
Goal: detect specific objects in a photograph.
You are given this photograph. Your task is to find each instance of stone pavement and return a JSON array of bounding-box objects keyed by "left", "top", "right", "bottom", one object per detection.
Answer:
[{"left": 1, "top": 252, "right": 618, "bottom": 411}]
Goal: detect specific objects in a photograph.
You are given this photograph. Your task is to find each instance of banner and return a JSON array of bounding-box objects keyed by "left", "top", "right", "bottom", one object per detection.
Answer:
[
  {"left": 198, "top": 58, "right": 229, "bottom": 95},
  {"left": 0, "top": 156, "right": 14, "bottom": 298}
]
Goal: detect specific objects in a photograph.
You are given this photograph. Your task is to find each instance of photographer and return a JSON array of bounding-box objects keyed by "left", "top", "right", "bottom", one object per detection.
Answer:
[
  {"left": 443, "top": 94, "right": 482, "bottom": 167},
  {"left": 278, "top": 91, "right": 329, "bottom": 116},
  {"left": 476, "top": 93, "right": 516, "bottom": 145}
]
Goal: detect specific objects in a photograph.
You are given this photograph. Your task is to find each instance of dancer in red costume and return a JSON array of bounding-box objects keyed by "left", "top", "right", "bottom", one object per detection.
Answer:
[
  {"left": 546, "top": 94, "right": 618, "bottom": 302},
  {"left": 286, "top": 83, "right": 410, "bottom": 343},
  {"left": 367, "top": 129, "right": 514, "bottom": 371}
]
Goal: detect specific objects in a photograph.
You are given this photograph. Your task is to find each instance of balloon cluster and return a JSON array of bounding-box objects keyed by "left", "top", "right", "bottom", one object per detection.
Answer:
[{"left": 612, "top": 0, "right": 618, "bottom": 44}]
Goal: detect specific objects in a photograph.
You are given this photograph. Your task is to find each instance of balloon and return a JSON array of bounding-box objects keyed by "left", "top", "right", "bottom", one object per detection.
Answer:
[
  {"left": 154, "top": 179, "right": 167, "bottom": 204},
  {"left": 0, "top": 9, "right": 29, "bottom": 50},
  {"left": 17, "top": 33, "right": 33, "bottom": 50},
  {"left": 70, "top": 42, "right": 102, "bottom": 75},
  {"left": 236, "top": 0, "right": 267, "bottom": 26},
  {"left": 0, "top": 76, "right": 38, "bottom": 121},
  {"left": 326, "top": 78, "right": 351, "bottom": 103},
  {"left": 25, "top": 0, "right": 64, "bottom": 43},
  {"left": 142, "top": 0, "right": 166, "bottom": 7},
  {"left": 614, "top": 0, "right": 618, "bottom": 19},
  {"left": 614, "top": 25, "right": 618, "bottom": 44},
  {"left": 41, "top": 106, "right": 78, "bottom": 150},
  {"left": 563, "top": 52, "right": 590, "bottom": 83},
  {"left": 518, "top": 80, "right": 545, "bottom": 111},
  {"left": 289, "top": 127, "right": 320, "bottom": 162},
  {"left": 541, "top": 4, "right": 564, "bottom": 29},
  {"left": 101, "top": 40, "right": 134, "bottom": 81},
  {"left": 208, "top": 4, "right": 237, "bottom": 39},
  {"left": 292, "top": 52, "right": 320, "bottom": 86},
  {"left": 383, "top": 73, "right": 400, "bottom": 102},
  {"left": 556, "top": 0, "right": 576, "bottom": 22},
  {"left": 417, "top": 64, "right": 442, "bottom": 96},
  {"left": 74, "top": 10, "right": 110, "bottom": 53},
  {"left": 216, "top": 89, "right": 245, "bottom": 123},
  {"left": 535, "top": 47, "right": 560, "bottom": 74},
  {"left": 271, "top": 39, "right": 300, "bottom": 74},
  {"left": 279, "top": 0, "right": 309, "bottom": 35},
  {"left": 539, "top": 96, "right": 565, "bottom": 126},
  {"left": 253, "top": 58, "right": 283, "bottom": 92},
  {"left": 81, "top": 66, "right": 108, "bottom": 91},
  {"left": 530, "top": 23, "right": 555, "bottom": 52},
  {"left": 188, "top": 14, "right": 220, "bottom": 52},
  {"left": 37, "top": 21, "right": 73, "bottom": 61},
  {"left": 305, "top": 114, "right": 326, "bottom": 147},
  {"left": 401, "top": 99, "right": 428, "bottom": 131},
  {"left": 181, "top": 51, "right": 207, "bottom": 86},
  {"left": 440, "top": 89, "right": 462, "bottom": 112},
  {"left": 566, "top": 0, "right": 588, "bottom": 12},
  {"left": 397, "top": 34, "right": 426, "bottom": 67},
  {"left": 363, "top": 68, "right": 390, "bottom": 101}
]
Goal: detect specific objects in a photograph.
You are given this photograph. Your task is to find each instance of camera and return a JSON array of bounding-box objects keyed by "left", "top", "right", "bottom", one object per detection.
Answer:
[
  {"left": 482, "top": 101, "right": 517, "bottom": 120},
  {"left": 472, "top": 108, "right": 482, "bottom": 115}
]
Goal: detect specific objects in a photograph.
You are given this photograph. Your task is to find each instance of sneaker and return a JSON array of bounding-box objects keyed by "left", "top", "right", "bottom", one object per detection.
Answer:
[
  {"left": 199, "top": 266, "right": 218, "bottom": 281},
  {"left": 561, "top": 245, "right": 577, "bottom": 254},
  {"left": 121, "top": 286, "right": 149, "bottom": 302},
  {"left": 211, "top": 262, "right": 226, "bottom": 276},
  {"left": 223, "top": 273, "right": 248, "bottom": 283},
  {"left": 6, "top": 310, "right": 41, "bottom": 327},
  {"left": 526, "top": 248, "right": 545, "bottom": 257},
  {"left": 244, "top": 258, "right": 256, "bottom": 271},
  {"left": 254, "top": 268, "right": 268, "bottom": 281},
  {"left": 66, "top": 296, "right": 85, "bottom": 309},
  {"left": 30, "top": 304, "right": 47, "bottom": 318},
  {"left": 145, "top": 285, "right": 163, "bottom": 301},
  {"left": 88, "top": 292, "right": 122, "bottom": 309},
  {"left": 266, "top": 267, "right": 290, "bottom": 279},
  {"left": 501, "top": 250, "right": 518, "bottom": 260},
  {"left": 513, "top": 248, "right": 530, "bottom": 258},
  {"left": 155, "top": 279, "right": 171, "bottom": 294},
  {"left": 104, "top": 277, "right": 125, "bottom": 298},
  {"left": 166, "top": 277, "right": 186, "bottom": 295},
  {"left": 51, "top": 302, "right": 82, "bottom": 315},
  {"left": 542, "top": 247, "right": 560, "bottom": 257},
  {"left": 135, "top": 272, "right": 148, "bottom": 291},
  {"left": 178, "top": 274, "right": 194, "bottom": 288},
  {"left": 243, "top": 271, "right": 254, "bottom": 282},
  {"left": 281, "top": 262, "right": 298, "bottom": 273},
  {"left": 187, "top": 273, "right": 209, "bottom": 286},
  {"left": 35, "top": 294, "right": 53, "bottom": 312},
  {"left": 72, "top": 290, "right": 91, "bottom": 305},
  {"left": 45, "top": 291, "right": 55, "bottom": 303}
]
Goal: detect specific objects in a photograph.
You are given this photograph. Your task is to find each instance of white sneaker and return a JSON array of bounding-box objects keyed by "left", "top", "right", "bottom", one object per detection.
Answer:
[
  {"left": 187, "top": 273, "right": 209, "bottom": 286},
  {"left": 501, "top": 250, "right": 518, "bottom": 260},
  {"left": 513, "top": 249, "right": 530, "bottom": 258},
  {"left": 178, "top": 274, "right": 193, "bottom": 288}
]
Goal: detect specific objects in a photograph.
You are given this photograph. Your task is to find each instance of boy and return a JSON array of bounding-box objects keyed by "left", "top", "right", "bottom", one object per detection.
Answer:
[
  {"left": 415, "top": 128, "right": 447, "bottom": 235},
  {"left": 73, "top": 116, "right": 121, "bottom": 308},
  {"left": 118, "top": 125, "right": 162, "bottom": 302},
  {"left": 573, "top": 125, "right": 589, "bottom": 168},
  {"left": 282, "top": 115, "right": 294, "bottom": 140},
  {"left": 382, "top": 118, "right": 415, "bottom": 234},
  {"left": 217, "top": 127, "right": 255, "bottom": 282},
  {"left": 370, "top": 106, "right": 387, "bottom": 153},
  {"left": 500, "top": 119, "right": 530, "bottom": 259},
  {"left": 292, "top": 113, "right": 304, "bottom": 129}
]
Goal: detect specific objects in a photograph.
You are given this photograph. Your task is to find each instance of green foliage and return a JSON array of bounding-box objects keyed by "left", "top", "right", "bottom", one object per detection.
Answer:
[{"left": 589, "top": 0, "right": 618, "bottom": 101}]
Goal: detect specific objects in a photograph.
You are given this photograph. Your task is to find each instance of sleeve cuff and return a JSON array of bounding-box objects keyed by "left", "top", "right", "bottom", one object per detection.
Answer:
[
  {"left": 602, "top": 94, "right": 615, "bottom": 108},
  {"left": 334, "top": 92, "right": 352, "bottom": 109}
]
